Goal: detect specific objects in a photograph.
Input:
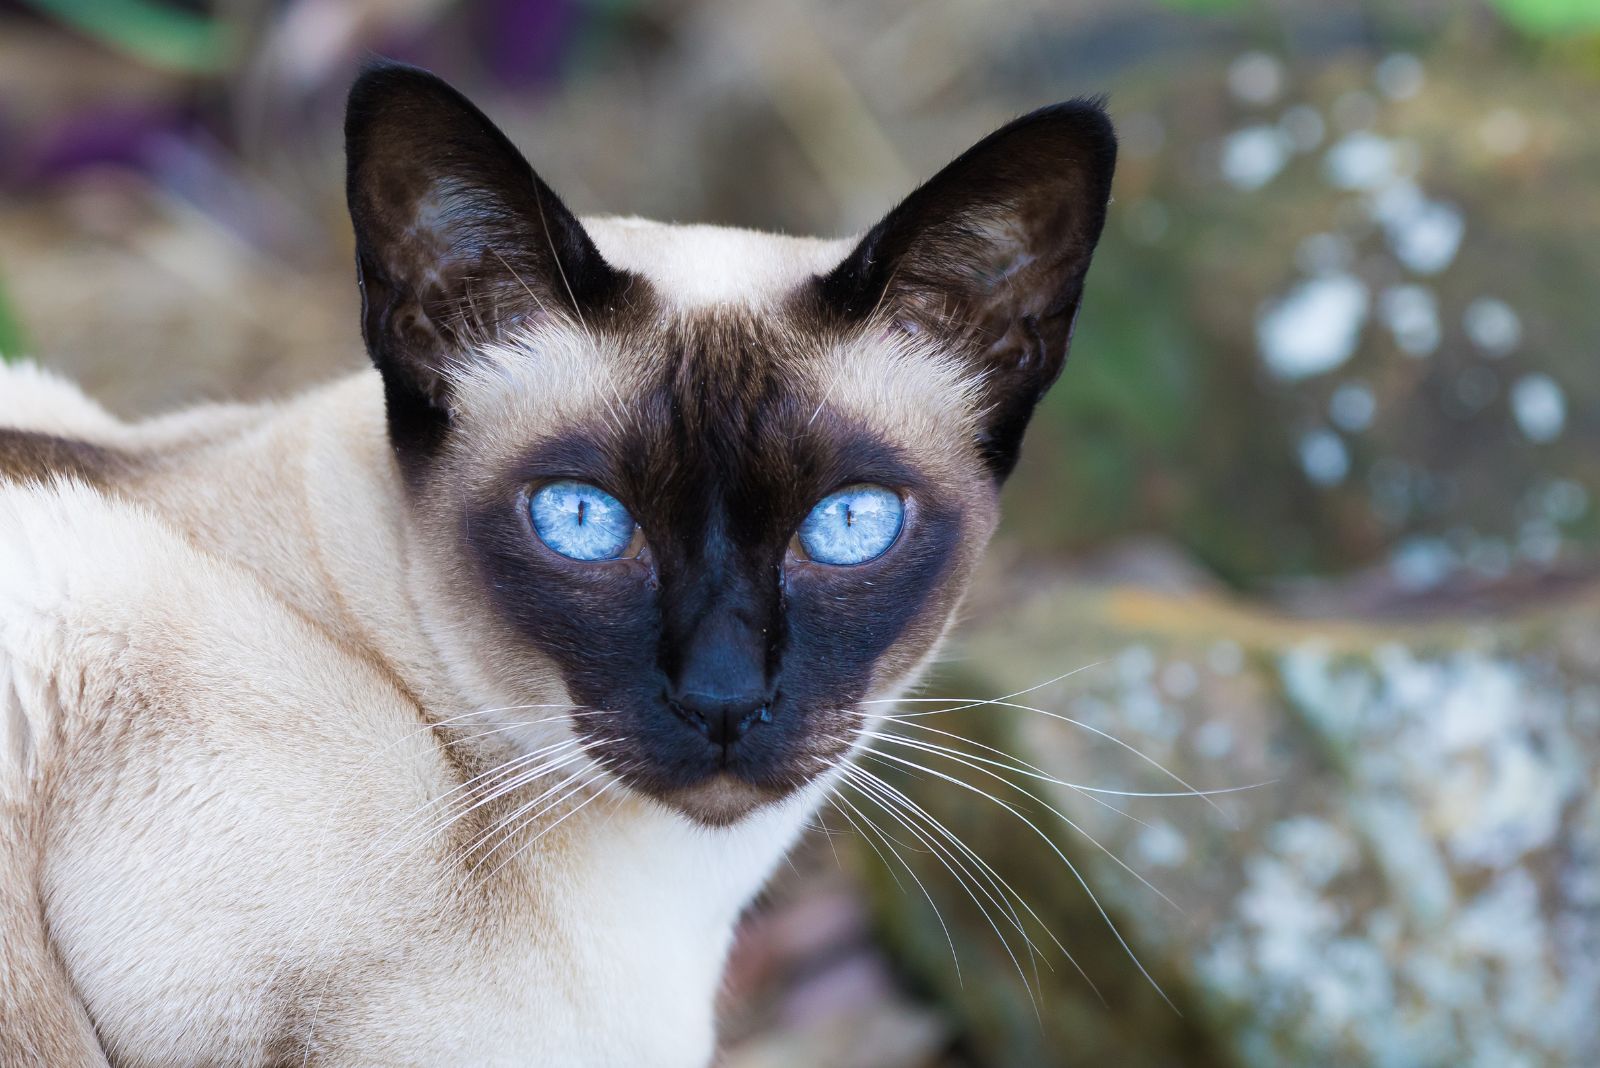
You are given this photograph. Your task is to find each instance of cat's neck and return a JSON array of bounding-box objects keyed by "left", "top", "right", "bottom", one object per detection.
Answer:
[
  {"left": 286, "top": 371, "right": 457, "bottom": 707},
  {"left": 136, "top": 368, "right": 456, "bottom": 711}
]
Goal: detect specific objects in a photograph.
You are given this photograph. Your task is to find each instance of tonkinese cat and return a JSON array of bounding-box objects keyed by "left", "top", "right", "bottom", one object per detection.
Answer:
[{"left": 0, "top": 64, "right": 1114, "bottom": 1065}]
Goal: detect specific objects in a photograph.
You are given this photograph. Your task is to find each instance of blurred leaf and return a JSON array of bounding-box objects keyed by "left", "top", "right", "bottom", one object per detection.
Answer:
[
  {"left": 1151, "top": 0, "right": 1247, "bottom": 12},
  {"left": 21, "top": 0, "right": 232, "bottom": 74},
  {"left": 1488, "top": 0, "right": 1600, "bottom": 34},
  {"left": 0, "top": 272, "right": 26, "bottom": 363}
]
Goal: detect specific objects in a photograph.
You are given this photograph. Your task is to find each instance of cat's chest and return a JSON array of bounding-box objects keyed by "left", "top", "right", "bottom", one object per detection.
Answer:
[
  {"left": 58, "top": 778, "right": 766, "bottom": 1068},
  {"left": 299, "top": 794, "right": 811, "bottom": 1066},
  {"left": 53, "top": 754, "right": 806, "bottom": 1067},
  {"left": 305, "top": 894, "right": 731, "bottom": 1066},
  {"left": 56, "top": 792, "right": 748, "bottom": 1068}
]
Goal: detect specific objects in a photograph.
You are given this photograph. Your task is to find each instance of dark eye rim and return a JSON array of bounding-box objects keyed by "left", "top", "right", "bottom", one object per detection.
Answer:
[
  {"left": 789, "top": 483, "right": 911, "bottom": 568},
  {"left": 520, "top": 479, "right": 648, "bottom": 565}
]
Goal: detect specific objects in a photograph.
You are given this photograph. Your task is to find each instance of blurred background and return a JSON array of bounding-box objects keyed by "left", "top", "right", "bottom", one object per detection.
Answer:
[{"left": 3, "top": 0, "right": 1599, "bottom": 1063}]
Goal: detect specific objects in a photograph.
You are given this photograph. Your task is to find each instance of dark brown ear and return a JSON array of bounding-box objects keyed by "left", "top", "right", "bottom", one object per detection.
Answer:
[
  {"left": 817, "top": 101, "right": 1116, "bottom": 479},
  {"left": 344, "top": 62, "right": 627, "bottom": 458}
]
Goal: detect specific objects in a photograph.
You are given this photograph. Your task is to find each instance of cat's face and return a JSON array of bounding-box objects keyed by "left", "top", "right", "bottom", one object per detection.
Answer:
[{"left": 345, "top": 65, "right": 1115, "bottom": 825}]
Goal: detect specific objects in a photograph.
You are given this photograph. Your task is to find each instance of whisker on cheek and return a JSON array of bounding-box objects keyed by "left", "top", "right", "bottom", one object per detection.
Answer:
[
  {"left": 809, "top": 662, "right": 1269, "bottom": 1016},
  {"left": 841, "top": 765, "right": 1055, "bottom": 1009}
]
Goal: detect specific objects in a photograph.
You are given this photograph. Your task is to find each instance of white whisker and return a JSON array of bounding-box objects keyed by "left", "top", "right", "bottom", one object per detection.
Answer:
[
  {"left": 843, "top": 762, "right": 1077, "bottom": 975},
  {"left": 858, "top": 745, "right": 1179, "bottom": 1013},
  {"left": 479, "top": 772, "right": 622, "bottom": 881},
  {"left": 826, "top": 787, "right": 965, "bottom": 988},
  {"left": 859, "top": 662, "right": 1105, "bottom": 715},
  {"left": 841, "top": 768, "right": 1049, "bottom": 1007},
  {"left": 857, "top": 731, "right": 1183, "bottom": 916},
  {"left": 867, "top": 695, "right": 1247, "bottom": 823}
]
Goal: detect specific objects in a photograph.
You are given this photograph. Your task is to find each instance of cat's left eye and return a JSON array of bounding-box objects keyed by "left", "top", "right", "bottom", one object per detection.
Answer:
[
  {"left": 796, "top": 485, "right": 904, "bottom": 566},
  {"left": 529, "top": 481, "right": 638, "bottom": 561}
]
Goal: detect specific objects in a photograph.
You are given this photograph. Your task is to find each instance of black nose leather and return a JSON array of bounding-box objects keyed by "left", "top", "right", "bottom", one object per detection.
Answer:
[{"left": 669, "top": 691, "right": 773, "bottom": 748}]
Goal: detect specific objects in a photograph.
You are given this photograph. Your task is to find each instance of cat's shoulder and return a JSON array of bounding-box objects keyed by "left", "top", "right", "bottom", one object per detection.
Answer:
[
  {"left": 0, "top": 476, "right": 319, "bottom": 763},
  {"left": 0, "top": 360, "right": 282, "bottom": 486},
  {"left": 0, "top": 476, "right": 194, "bottom": 798},
  {"left": 0, "top": 361, "right": 128, "bottom": 491},
  {"left": 0, "top": 360, "right": 125, "bottom": 439},
  {"left": 0, "top": 476, "right": 452, "bottom": 1064}
]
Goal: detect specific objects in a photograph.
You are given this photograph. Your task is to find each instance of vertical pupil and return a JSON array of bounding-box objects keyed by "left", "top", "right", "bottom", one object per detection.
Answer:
[
  {"left": 577, "top": 499, "right": 587, "bottom": 526},
  {"left": 845, "top": 505, "right": 855, "bottom": 528}
]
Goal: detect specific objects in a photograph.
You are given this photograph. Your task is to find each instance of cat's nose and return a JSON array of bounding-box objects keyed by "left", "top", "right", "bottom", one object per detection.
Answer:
[{"left": 668, "top": 690, "right": 773, "bottom": 748}]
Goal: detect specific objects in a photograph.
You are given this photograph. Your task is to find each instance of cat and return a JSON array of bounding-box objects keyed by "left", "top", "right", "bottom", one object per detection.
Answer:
[{"left": 0, "top": 62, "right": 1114, "bottom": 1066}]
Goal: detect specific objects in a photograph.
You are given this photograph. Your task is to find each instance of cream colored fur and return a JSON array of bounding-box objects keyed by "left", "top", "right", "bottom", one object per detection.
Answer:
[{"left": 0, "top": 218, "right": 981, "bottom": 1067}]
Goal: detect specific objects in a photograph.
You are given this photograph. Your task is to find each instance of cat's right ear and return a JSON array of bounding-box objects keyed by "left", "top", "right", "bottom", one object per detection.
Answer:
[
  {"left": 816, "top": 101, "right": 1116, "bottom": 481},
  {"left": 344, "top": 62, "right": 626, "bottom": 457}
]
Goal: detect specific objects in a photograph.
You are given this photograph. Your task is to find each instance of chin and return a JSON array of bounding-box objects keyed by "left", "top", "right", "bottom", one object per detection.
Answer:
[
  {"left": 571, "top": 707, "right": 851, "bottom": 828},
  {"left": 651, "top": 774, "right": 791, "bottom": 827}
]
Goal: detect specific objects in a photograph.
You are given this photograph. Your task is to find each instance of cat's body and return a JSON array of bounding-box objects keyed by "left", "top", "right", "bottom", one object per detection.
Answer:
[{"left": 1, "top": 67, "right": 1113, "bottom": 1066}]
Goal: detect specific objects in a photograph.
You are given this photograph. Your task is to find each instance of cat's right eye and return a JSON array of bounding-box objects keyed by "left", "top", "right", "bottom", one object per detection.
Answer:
[
  {"left": 529, "top": 481, "right": 638, "bottom": 561},
  {"left": 796, "top": 485, "right": 905, "bottom": 565}
]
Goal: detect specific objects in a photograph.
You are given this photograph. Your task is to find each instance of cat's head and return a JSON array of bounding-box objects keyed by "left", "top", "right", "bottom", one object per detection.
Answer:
[{"left": 345, "top": 64, "right": 1115, "bottom": 825}]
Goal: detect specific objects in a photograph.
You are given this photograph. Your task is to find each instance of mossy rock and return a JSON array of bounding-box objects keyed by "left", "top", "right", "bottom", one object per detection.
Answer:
[{"left": 853, "top": 571, "right": 1600, "bottom": 1066}]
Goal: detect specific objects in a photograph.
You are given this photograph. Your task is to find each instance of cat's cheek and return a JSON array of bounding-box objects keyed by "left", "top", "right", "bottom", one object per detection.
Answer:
[{"left": 780, "top": 497, "right": 965, "bottom": 704}]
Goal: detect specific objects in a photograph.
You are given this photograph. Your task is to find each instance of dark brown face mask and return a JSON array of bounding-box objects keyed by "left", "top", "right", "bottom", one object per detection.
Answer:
[{"left": 343, "top": 63, "right": 1116, "bottom": 823}]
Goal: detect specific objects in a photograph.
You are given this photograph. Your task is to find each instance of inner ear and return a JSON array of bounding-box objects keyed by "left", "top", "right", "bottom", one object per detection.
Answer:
[
  {"left": 816, "top": 100, "right": 1117, "bottom": 479},
  {"left": 344, "top": 62, "right": 629, "bottom": 457}
]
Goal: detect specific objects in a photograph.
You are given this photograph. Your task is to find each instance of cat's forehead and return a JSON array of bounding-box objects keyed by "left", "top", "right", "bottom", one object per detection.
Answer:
[
  {"left": 446, "top": 254, "right": 982, "bottom": 480},
  {"left": 581, "top": 217, "right": 855, "bottom": 311}
]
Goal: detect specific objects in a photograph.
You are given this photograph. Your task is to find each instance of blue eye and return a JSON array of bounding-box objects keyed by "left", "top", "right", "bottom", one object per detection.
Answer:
[
  {"left": 797, "top": 485, "right": 904, "bottom": 565},
  {"left": 529, "top": 481, "right": 636, "bottom": 561}
]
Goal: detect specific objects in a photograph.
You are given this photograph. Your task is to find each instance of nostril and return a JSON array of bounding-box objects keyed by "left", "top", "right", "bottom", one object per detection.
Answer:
[
  {"left": 668, "top": 692, "right": 772, "bottom": 748},
  {"left": 731, "top": 704, "right": 770, "bottom": 739},
  {"left": 667, "top": 698, "right": 710, "bottom": 736}
]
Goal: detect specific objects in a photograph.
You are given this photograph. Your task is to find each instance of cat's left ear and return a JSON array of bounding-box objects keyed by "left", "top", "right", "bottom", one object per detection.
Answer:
[
  {"left": 817, "top": 101, "right": 1116, "bottom": 480},
  {"left": 345, "top": 62, "right": 627, "bottom": 459}
]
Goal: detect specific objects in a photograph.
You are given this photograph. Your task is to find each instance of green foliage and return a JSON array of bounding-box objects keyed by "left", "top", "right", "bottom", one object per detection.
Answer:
[
  {"left": 0, "top": 272, "right": 25, "bottom": 363},
  {"left": 1152, "top": 0, "right": 1247, "bottom": 12},
  {"left": 1488, "top": 0, "right": 1600, "bottom": 35},
  {"left": 20, "top": 0, "right": 232, "bottom": 73}
]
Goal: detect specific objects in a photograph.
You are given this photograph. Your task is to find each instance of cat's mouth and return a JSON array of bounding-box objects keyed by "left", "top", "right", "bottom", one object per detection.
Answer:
[
  {"left": 571, "top": 702, "right": 854, "bottom": 827},
  {"left": 655, "top": 775, "right": 788, "bottom": 827}
]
